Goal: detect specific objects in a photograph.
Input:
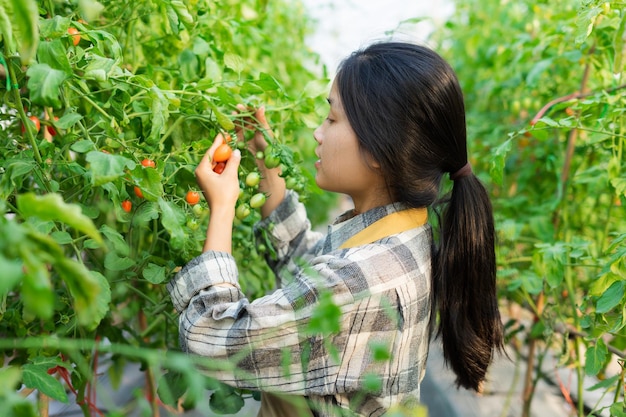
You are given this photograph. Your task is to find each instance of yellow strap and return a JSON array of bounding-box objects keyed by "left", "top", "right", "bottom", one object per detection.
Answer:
[{"left": 339, "top": 208, "right": 428, "bottom": 249}]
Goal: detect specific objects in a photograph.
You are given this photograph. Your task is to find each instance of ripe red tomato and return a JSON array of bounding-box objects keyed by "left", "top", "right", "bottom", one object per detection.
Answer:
[
  {"left": 213, "top": 144, "right": 232, "bottom": 163},
  {"left": 134, "top": 186, "right": 144, "bottom": 199},
  {"left": 213, "top": 162, "right": 226, "bottom": 174},
  {"left": 186, "top": 191, "right": 201, "bottom": 205},
  {"left": 121, "top": 200, "right": 132, "bottom": 213},
  {"left": 68, "top": 27, "right": 81, "bottom": 46},
  {"left": 46, "top": 116, "right": 60, "bottom": 136},
  {"left": 141, "top": 159, "right": 156, "bottom": 168},
  {"left": 22, "top": 115, "right": 41, "bottom": 134}
]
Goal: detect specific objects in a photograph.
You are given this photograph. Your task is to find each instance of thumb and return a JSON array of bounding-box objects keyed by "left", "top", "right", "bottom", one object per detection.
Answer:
[{"left": 224, "top": 149, "right": 242, "bottom": 175}]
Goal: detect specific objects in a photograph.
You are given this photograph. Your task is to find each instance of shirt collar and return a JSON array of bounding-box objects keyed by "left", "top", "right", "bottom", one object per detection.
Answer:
[{"left": 322, "top": 201, "right": 410, "bottom": 253}]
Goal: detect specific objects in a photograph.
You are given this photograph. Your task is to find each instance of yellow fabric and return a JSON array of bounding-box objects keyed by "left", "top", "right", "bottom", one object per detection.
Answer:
[
  {"left": 257, "top": 392, "right": 314, "bottom": 417},
  {"left": 339, "top": 208, "right": 428, "bottom": 249}
]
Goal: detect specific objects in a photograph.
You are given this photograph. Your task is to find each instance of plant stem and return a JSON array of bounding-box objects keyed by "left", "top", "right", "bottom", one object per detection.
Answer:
[{"left": 6, "top": 56, "right": 43, "bottom": 164}]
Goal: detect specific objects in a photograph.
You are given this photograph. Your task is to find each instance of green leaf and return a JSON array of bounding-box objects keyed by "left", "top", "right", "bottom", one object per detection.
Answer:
[
  {"left": 104, "top": 251, "right": 135, "bottom": 271},
  {"left": 19, "top": 242, "right": 54, "bottom": 320},
  {"left": 158, "top": 197, "right": 186, "bottom": 250},
  {"left": 147, "top": 86, "right": 169, "bottom": 145},
  {"left": 0, "top": 2, "right": 16, "bottom": 56},
  {"left": 22, "top": 364, "right": 68, "bottom": 403},
  {"left": 17, "top": 193, "right": 103, "bottom": 246},
  {"left": 0, "top": 255, "right": 23, "bottom": 296},
  {"left": 0, "top": 366, "right": 23, "bottom": 394},
  {"left": 575, "top": 5, "right": 602, "bottom": 45},
  {"left": 208, "top": 102, "right": 235, "bottom": 131},
  {"left": 609, "top": 402, "right": 626, "bottom": 417},
  {"left": 170, "top": 0, "right": 194, "bottom": 29},
  {"left": 83, "top": 55, "right": 118, "bottom": 82},
  {"left": 7, "top": 0, "right": 39, "bottom": 63},
  {"left": 209, "top": 388, "right": 245, "bottom": 415},
  {"left": 596, "top": 280, "right": 625, "bottom": 314},
  {"left": 489, "top": 138, "right": 512, "bottom": 185},
  {"left": 100, "top": 224, "right": 130, "bottom": 255},
  {"left": 78, "top": 0, "right": 105, "bottom": 22},
  {"left": 613, "top": 11, "right": 626, "bottom": 74},
  {"left": 130, "top": 164, "right": 164, "bottom": 202},
  {"left": 132, "top": 202, "right": 160, "bottom": 225},
  {"left": 584, "top": 338, "right": 608, "bottom": 376},
  {"left": 86, "top": 151, "right": 136, "bottom": 186},
  {"left": 56, "top": 259, "right": 111, "bottom": 330},
  {"left": 157, "top": 371, "right": 187, "bottom": 407},
  {"left": 224, "top": 52, "right": 244, "bottom": 74},
  {"left": 71, "top": 140, "right": 96, "bottom": 153},
  {"left": 143, "top": 263, "right": 167, "bottom": 284},
  {"left": 36, "top": 39, "right": 72, "bottom": 74},
  {"left": 25, "top": 64, "right": 69, "bottom": 108}
]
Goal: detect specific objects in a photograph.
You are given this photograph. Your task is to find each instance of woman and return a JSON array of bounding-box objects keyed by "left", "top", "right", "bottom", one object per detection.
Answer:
[{"left": 167, "top": 41, "right": 504, "bottom": 417}]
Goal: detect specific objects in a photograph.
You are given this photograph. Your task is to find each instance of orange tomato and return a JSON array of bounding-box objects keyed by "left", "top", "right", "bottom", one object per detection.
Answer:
[
  {"left": 68, "top": 27, "right": 81, "bottom": 46},
  {"left": 22, "top": 115, "right": 41, "bottom": 134},
  {"left": 121, "top": 200, "right": 132, "bottom": 213},
  {"left": 134, "top": 186, "right": 144, "bottom": 199},
  {"left": 213, "top": 144, "right": 232, "bottom": 163},
  {"left": 186, "top": 191, "right": 201, "bottom": 205},
  {"left": 141, "top": 159, "right": 156, "bottom": 168}
]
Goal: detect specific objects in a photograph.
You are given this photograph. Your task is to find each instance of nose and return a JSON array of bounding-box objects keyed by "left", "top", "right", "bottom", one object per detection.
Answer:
[{"left": 313, "top": 125, "right": 322, "bottom": 144}]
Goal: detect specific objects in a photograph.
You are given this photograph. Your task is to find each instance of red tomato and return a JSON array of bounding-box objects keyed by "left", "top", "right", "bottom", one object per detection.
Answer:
[
  {"left": 68, "top": 27, "right": 81, "bottom": 46},
  {"left": 121, "top": 200, "right": 132, "bottom": 213},
  {"left": 22, "top": 115, "right": 41, "bottom": 134},
  {"left": 141, "top": 159, "right": 156, "bottom": 168},
  {"left": 213, "top": 161, "right": 226, "bottom": 174},
  {"left": 46, "top": 116, "right": 60, "bottom": 136},
  {"left": 213, "top": 144, "right": 232, "bottom": 163},
  {"left": 134, "top": 186, "right": 144, "bottom": 199},
  {"left": 186, "top": 191, "right": 201, "bottom": 205}
]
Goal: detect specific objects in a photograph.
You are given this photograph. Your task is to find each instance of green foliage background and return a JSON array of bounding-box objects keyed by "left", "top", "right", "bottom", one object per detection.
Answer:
[
  {"left": 1, "top": 0, "right": 625, "bottom": 416},
  {"left": 430, "top": 0, "right": 626, "bottom": 415}
]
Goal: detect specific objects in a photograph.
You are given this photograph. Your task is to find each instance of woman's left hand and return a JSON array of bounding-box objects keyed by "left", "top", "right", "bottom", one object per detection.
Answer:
[{"left": 195, "top": 133, "right": 242, "bottom": 211}]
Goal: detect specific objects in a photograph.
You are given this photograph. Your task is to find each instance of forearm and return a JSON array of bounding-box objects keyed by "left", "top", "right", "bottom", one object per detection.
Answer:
[
  {"left": 203, "top": 206, "right": 236, "bottom": 253},
  {"left": 258, "top": 166, "right": 286, "bottom": 219}
]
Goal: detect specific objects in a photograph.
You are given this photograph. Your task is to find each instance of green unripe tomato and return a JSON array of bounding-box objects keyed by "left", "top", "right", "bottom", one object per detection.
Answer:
[
  {"left": 245, "top": 172, "right": 261, "bottom": 187},
  {"left": 264, "top": 153, "right": 280, "bottom": 169},
  {"left": 236, "top": 204, "right": 251, "bottom": 220},
  {"left": 249, "top": 193, "right": 267, "bottom": 209},
  {"left": 285, "top": 176, "right": 298, "bottom": 190},
  {"left": 255, "top": 151, "right": 264, "bottom": 160}
]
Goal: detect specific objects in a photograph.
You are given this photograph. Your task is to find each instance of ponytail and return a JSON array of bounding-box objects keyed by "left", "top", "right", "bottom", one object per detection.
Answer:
[{"left": 434, "top": 174, "right": 504, "bottom": 391}]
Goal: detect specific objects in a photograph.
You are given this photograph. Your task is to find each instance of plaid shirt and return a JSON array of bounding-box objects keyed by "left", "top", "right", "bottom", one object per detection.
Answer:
[{"left": 167, "top": 191, "right": 432, "bottom": 416}]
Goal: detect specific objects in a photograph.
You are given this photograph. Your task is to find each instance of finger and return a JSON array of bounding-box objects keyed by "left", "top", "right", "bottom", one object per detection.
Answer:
[
  {"left": 223, "top": 149, "right": 242, "bottom": 176},
  {"left": 197, "top": 133, "right": 225, "bottom": 172},
  {"left": 255, "top": 106, "right": 270, "bottom": 129}
]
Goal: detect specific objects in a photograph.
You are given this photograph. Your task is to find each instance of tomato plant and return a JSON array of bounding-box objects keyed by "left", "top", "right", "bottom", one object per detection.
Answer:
[{"left": 0, "top": 0, "right": 335, "bottom": 415}]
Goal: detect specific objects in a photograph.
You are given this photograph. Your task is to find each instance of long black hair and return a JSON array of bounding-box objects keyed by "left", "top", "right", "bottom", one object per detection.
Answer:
[{"left": 335, "top": 41, "right": 504, "bottom": 391}]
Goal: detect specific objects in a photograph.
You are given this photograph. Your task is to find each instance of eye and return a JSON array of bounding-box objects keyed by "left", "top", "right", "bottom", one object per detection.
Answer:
[{"left": 325, "top": 116, "right": 335, "bottom": 124}]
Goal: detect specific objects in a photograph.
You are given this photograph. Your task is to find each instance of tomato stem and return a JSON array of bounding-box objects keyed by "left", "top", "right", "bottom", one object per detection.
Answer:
[{"left": 5, "top": 55, "right": 43, "bottom": 165}]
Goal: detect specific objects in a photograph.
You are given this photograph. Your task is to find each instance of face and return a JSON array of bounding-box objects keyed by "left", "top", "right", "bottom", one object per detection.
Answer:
[{"left": 313, "top": 81, "right": 390, "bottom": 212}]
